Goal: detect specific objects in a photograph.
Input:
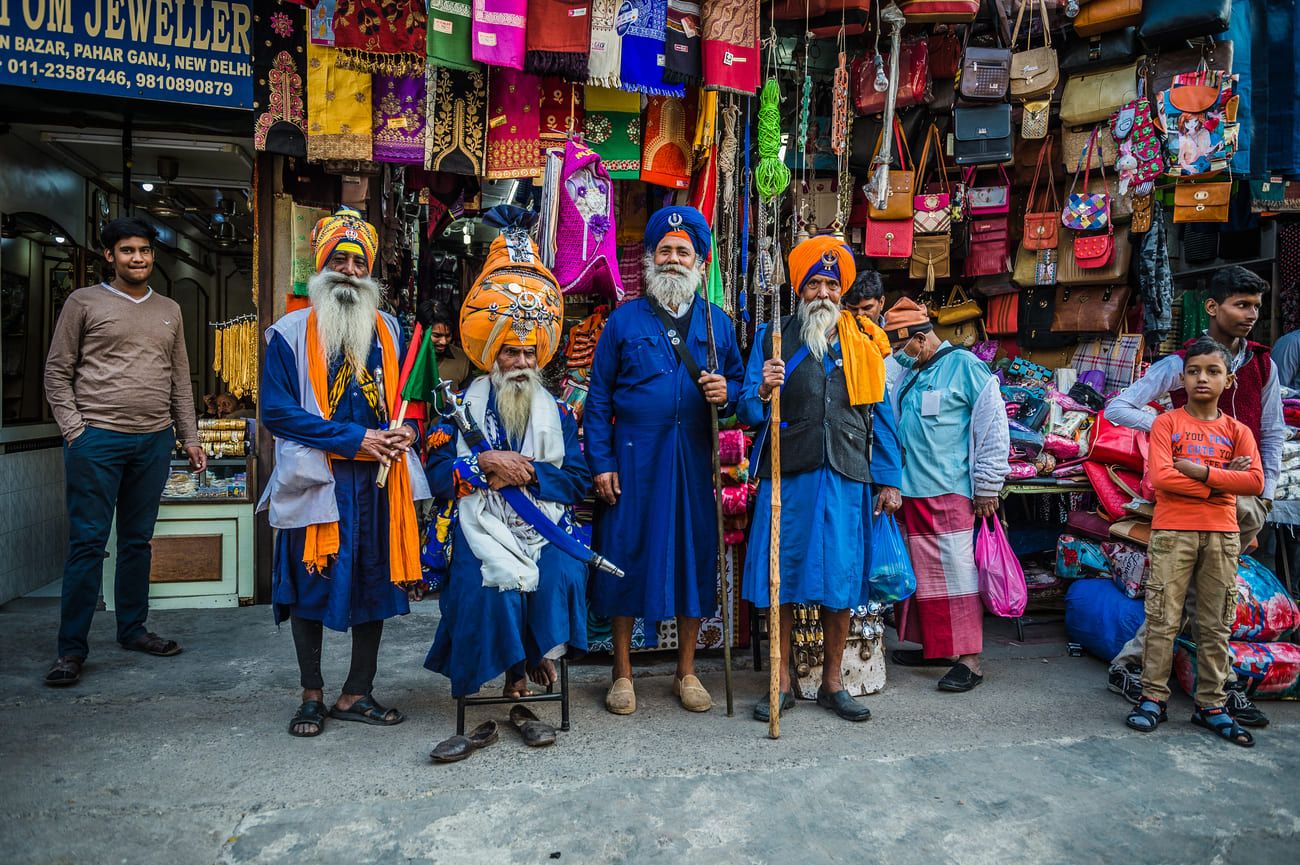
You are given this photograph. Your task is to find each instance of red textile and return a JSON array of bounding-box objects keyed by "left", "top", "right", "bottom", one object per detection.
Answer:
[
  {"left": 701, "top": 0, "right": 760, "bottom": 95},
  {"left": 331, "top": 0, "right": 426, "bottom": 73},
  {"left": 895, "top": 493, "right": 984, "bottom": 659}
]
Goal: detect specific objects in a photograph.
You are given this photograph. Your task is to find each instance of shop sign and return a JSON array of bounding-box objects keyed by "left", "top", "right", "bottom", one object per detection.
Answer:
[{"left": 0, "top": 0, "right": 254, "bottom": 110}]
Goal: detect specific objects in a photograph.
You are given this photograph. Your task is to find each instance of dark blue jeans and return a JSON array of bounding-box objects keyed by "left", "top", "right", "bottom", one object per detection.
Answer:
[{"left": 58, "top": 426, "right": 175, "bottom": 659}]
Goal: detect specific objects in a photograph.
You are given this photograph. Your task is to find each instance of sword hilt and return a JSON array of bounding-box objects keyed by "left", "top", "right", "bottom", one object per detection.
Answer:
[{"left": 590, "top": 554, "right": 625, "bottom": 580}]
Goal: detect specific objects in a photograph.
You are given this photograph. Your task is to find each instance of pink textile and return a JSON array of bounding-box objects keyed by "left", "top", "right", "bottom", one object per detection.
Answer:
[
  {"left": 553, "top": 138, "right": 623, "bottom": 300},
  {"left": 471, "top": 0, "right": 526, "bottom": 70}
]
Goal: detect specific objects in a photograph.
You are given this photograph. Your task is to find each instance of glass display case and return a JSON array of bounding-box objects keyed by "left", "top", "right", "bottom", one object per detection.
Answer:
[{"left": 162, "top": 457, "right": 254, "bottom": 502}]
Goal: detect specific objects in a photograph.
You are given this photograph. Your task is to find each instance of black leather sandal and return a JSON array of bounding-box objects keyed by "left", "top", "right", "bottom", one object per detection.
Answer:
[
  {"left": 329, "top": 695, "right": 405, "bottom": 726},
  {"left": 289, "top": 700, "right": 327, "bottom": 737}
]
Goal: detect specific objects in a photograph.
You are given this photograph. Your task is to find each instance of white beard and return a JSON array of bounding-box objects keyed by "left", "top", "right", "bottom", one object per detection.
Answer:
[
  {"left": 798, "top": 298, "right": 839, "bottom": 361},
  {"left": 643, "top": 252, "right": 702, "bottom": 312},
  {"left": 490, "top": 364, "right": 543, "bottom": 444},
  {"left": 308, "top": 269, "right": 383, "bottom": 376}
]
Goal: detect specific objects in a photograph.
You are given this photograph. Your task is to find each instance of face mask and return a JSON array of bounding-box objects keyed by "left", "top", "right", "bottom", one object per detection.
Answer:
[{"left": 894, "top": 350, "right": 917, "bottom": 370}]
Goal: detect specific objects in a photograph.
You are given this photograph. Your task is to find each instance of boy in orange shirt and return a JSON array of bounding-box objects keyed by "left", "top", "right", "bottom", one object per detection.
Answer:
[{"left": 1126, "top": 337, "right": 1264, "bottom": 747}]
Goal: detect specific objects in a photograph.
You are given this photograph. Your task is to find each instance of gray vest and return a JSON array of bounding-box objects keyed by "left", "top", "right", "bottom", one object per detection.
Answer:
[{"left": 754, "top": 316, "right": 874, "bottom": 483}]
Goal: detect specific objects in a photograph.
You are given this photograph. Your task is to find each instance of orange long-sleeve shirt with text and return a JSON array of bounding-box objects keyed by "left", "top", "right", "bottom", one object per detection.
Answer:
[{"left": 1149, "top": 407, "right": 1265, "bottom": 532}]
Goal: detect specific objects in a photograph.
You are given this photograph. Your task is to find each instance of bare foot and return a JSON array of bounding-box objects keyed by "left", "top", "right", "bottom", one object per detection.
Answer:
[
  {"left": 333, "top": 692, "right": 366, "bottom": 713},
  {"left": 529, "top": 659, "right": 557, "bottom": 688},
  {"left": 503, "top": 677, "right": 530, "bottom": 699}
]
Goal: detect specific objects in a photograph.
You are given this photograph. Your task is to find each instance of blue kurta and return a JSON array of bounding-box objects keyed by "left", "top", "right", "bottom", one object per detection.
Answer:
[
  {"left": 423, "top": 390, "right": 592, "bottom": 698},
  {"left": 262, "top": 331, "right": 413, "bottom": 632},
  {"left": 736, "top": 326, "right": 903, "bottom": 609},
  {"left": 585, "top": 296, "right": 745, "bottom": 625}
]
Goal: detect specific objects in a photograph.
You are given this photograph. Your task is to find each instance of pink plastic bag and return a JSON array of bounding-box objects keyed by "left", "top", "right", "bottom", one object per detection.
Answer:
[{"left": 976, "top": 516, "right": 1028, "bottom": 618}]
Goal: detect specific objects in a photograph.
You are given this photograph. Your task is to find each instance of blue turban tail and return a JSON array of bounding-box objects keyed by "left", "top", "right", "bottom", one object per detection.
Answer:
[{"left": 644, "top": 206, "right": 712, "bottom": 259}]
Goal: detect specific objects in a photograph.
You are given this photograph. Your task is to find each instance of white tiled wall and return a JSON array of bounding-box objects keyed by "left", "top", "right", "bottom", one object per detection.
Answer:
[{"left": 0, "top": 448, "right": 68, "bottom": 604}]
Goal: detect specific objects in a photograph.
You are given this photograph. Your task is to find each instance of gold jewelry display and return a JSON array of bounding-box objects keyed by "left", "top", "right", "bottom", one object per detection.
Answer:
[{"left": 211, "top": 315, "right": 259, "bottom": 401}]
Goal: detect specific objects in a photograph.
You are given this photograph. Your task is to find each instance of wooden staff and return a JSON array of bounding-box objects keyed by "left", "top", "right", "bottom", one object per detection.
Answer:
[{"left": 767, "top": 300, "right": 782, "bottom": 740}]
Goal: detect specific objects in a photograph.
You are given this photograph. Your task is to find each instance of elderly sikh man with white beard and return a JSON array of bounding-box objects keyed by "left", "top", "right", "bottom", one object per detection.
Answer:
[
  {"left": 739, "top": 235, "right": 903, "bottom": 724},
  {"left": 585, "top": 205, "right": 745, "bottom": 716},
  {"left": 260, "top": 207, "right": 430, "bottom": 738},
  {"left": 423, "top": 208, "right": 591, "bottom": 754}
]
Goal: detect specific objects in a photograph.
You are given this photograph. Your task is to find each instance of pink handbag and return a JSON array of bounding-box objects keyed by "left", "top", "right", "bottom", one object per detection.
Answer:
[
  {"left": 976, "top": 517, "right": 1028, "bottom": 618},
  {"left": 964, "top": 165, "right": 1012, "bottom": 217}
]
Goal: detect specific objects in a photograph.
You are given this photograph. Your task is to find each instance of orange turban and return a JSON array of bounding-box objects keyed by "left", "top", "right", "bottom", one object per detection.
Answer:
[
  {"left": 311, "top": 207, "right": 378, "bottom": 274},
  {"left": 460, "top": 216, "right": 565, "bottom": 372},
  {"left": 787, "top": 235, "right": 856, "bottom": 295}
]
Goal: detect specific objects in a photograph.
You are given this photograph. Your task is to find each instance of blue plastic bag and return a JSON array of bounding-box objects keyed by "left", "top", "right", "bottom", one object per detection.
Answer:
[
  {"left": 867, "top": 512, "right": 917, "bottom": 605},
  {"left": 1064, "top": 578, "right": 1145, "bottom": 661}
]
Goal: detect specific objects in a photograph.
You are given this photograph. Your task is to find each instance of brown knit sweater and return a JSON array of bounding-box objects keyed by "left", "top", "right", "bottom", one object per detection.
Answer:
[{"left": 44, "top": 284, "right": 200, "bottom": 448}]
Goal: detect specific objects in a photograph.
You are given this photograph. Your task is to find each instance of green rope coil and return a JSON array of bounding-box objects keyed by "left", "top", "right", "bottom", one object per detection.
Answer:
[{"left": 755, "top": 79, "right": 791, "bottom": 203}]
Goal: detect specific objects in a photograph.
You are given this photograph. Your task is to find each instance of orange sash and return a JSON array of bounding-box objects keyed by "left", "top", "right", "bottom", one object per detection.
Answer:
[{"left": 302, "top": 311, "right": 421, "bottom": 584}]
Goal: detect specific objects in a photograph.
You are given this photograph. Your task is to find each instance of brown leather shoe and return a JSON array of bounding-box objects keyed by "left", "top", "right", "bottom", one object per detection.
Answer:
[{"left": 44, "top": 656, "right": 83, "bottom": 687}]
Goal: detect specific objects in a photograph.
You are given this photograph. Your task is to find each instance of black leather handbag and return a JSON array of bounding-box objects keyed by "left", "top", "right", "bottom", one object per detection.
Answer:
[
  {"left": 1138, "top": 0, "right": 1232, "bottom": 48},
  {"left": 1019, "top": 285, "right": 1075, "bottom": 348},
  {"left": 1059, "top": 28, "right": 1139, "bottom": 76},
  {"left": 953, "top": 103, "right": 1013, "bottom": 166}
]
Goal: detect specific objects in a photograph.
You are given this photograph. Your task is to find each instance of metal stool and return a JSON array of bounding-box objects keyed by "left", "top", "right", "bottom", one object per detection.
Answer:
[{"left": 455, "top": 658, "right": 571, "bottom": 735}]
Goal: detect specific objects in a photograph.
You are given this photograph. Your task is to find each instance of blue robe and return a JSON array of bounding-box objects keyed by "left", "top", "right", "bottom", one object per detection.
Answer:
[
  {"left": 423, "top": 389, "right": 592, "bottom": 698},
  {"left": 262, "top": 331, "right": 413, "bottom": 632},
  {"left": 585, "top": 296, "right": 745, "bottom": 626},
  {"left": 736, "top": 326, "right": 903, "bottom": 610}
]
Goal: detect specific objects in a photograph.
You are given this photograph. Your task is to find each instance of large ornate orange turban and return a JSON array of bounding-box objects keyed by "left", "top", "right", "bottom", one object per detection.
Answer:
[
  {"left": 787, "top": 234, "right": 856, "bottom": 294},
  {"left": 311, "top": 206, "right": 378, "bottom": 273},
  {"left": 460, "top": 207, "right": 565, "bottom": 372}
]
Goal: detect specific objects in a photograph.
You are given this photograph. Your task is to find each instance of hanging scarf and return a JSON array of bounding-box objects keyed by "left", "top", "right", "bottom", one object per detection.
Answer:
[
  {"left": 617, "top": 244, "right": 645, "bottom": 303},
  {"left": 486, "top": 68, "right": 543, "bottom": 179},
  {"left": 618, "top": 0, "right": 685, "bottom": 97},
  {"left": 331, "top": 0, "right": 427, "bottom": 75},
  {"left": 554, "top": 138, "right": 624, "bottom": 300},
  {"left": 309, "top": 0, "right": 337, "bottom": 45},
  {"left": 525, "top": 0, "right": 593, "bottom": 82},
  {"left": 306, "top": 43, "right": 374, "bottom": 161},
  {"left": 583, "top": 86, "right": 642, "bottom": 179},
  {"left": 541, "top": 79, "right": 585, "bottom": 148},
  {"left": 301, "top": 310, "right": 422, "bottom": 585},
  {"left": 586, "top": 0, "right": 623, "bottom": 88},
  {"left": 427, "top": 0, "right": 478, "bottom": 71},
  {"left": 372, "top": 73, "right": 427, "bottom": 164},
  {"left": 471, "top": 0, "right": 527, "bottom": 70},
  {"left": 425, "top": 66, "right": 487, "bottom": 175},
  {"left": 254, "top": 2, "right": 307, "bottom": 157},
  {"left": 663, "top": 0, "right": 702, "bottom": 86},
  {"left": 702, "top": 0, "right": 760, "bottom": 95},
  {"left": 640, "top": 94, "right": 694, "bottom": 189}
]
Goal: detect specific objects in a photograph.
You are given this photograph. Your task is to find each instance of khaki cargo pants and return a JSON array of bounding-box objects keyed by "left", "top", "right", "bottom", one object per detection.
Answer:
[{"left": 1140, "top": 529, "right": 1241, "bottom": 707}]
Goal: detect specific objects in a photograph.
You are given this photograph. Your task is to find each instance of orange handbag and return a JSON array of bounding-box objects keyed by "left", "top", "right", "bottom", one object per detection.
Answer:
[
  {"left": 985, "top": 293, "right": 1020, "bottom": 336},
  {"left": 1074, "top": 0, "right": 1145, "bottom": 38}
]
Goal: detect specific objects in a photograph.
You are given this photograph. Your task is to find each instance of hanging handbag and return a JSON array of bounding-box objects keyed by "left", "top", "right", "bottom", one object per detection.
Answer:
[
  {"left": 934, "top": 285, "right": 983, "bottom": 325},
  {"left": 1059, "top": 63, "right": 1139, "bottom": 126},
  {"left": 913, "top": 124, "right": 954, "bottom": 234},
  {"left": 1059, "top": 27, "right": 1139, "bottom": 75},
  {"left": 964, "top": 217, "right": 1012, "bottom": 278},
  {"left": 853, "top": 39, "right": 933, "bottom": 115},
  {"left": 1057, "top": 228, "right": 1133, "bottom": 284},
  {"left": 1052, "top": 283, "right": 1132, "bottom": 332},
  {"left": 1063, "top": 124, "right": 1119, "bottom": 172},
  {"left": 867, "top": 121, "right": 916, "bottom": 220},
  {"left": 961, "top": 43, "right": 1013, "bottom": 102},
  {"left": 910, "top": 234, "right": 952, "bottom": 286},
  {"left": 1172, "top": 181, "right": 1232, "bottom": 224},
  {"left": 973, "top": 274, "right": 1019, "bottom": 296},
  {"left": 1071, "top": 331, "right": 1145, "bottom": 393},
  {"left": 985, "top": 292, "right": 1020, "bottom": 336},
  {"left": 964, "top": 165, "right": 1013, "bottom": 217},
  {"left": 1023, "top": 137, "right": 1060, "bottom": 250},
  {"left": 953, "top": 103, "right": 1013, "bottom": 166},
  {"left": 1010, "top": 0, "right": 1060, "bottom": 100},
  {"left": 1022, "top": 98, "right": 1051, "bottom": 139},
  {"left": 1130, "top": 192, "right": 1154, "bottom": 232},
  {"left": 1062, "top": 129, "right": 1112, "bottom": 231},
  {"left": 933, "top": 317, "right": 985, "bottom": 348},
  {"left": 1073, "top": 0, "right": 1144, "bottom": 37},
  {"left": 928, "top": 25, "right": 963, "bottom": 78},
  {"left": 899, "top": 0, "right": 981, "bottom": 23},
  {"left": 1073, "top": 225, "right": 1116, "bottom": 269},
  {"left": 1138, "top": 0, "right": 1231, "bottom": 48},
  {"left": 1020, "top": 285, "right": 1074, "bottom": 348},
  {"left": 1144, "top": 40, "right": 1233, "bottom": 97},
  {"left": 864, "top": 216, "right": 915, "bottom": 259},
  {"left": 1012, "top": 244, "right": 1040, "bottom": 286}
]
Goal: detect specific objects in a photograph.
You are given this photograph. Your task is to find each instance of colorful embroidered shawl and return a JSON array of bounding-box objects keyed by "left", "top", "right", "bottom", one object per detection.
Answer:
[
  {"left": 254, "top": 2, "right": 307, "bottom": 156},
  {"left": 541, "top": 79, "right": 585, "bottom": 149},
  {"left": 426, "top": 67, "right": 487, "bottom": 175},
  {"left": 663, "top": 0, "right": 702, "bottom": 85},
  {"left": 640, "top": 94, "right": 694, "bottom": 189},
  {"left": 486, "top": 68, "right": 543, "bottom": 179},
  {"left": 471, "top": 0, "right": 527, "bottom": 70},
  {"left": 331, "top": 0, "right": 427, "bottom": 75},
  {"left": 554, "top": 138, "right": 623, "bottom": 299},
  {"left": 702, "top": 0, "right": 760, "bottom": 95},
  {"left": 373, "top": 73, "right": 427, "bottom": 164},
  {"left": 586, "top": 0, "right": 622, "bottom": 88},
  {"left": 618, "top": 0, "right": 685, "bottom": 97},
  {"left": 583, "top": 87, "right": 642, "bottom": 179},
  {"left": 525, "top": 0, "right": 593, "bottom": 82},
  {"left": 427, "top": 0, "right": 478, "bottom": 71},
  {"left": 306, "top": 42, "right": 374, "bottom": 161}
]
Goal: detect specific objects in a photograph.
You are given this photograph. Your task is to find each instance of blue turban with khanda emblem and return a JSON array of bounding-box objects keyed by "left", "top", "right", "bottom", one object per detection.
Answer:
[{"left": 643, "top": 205, "right": 712, "bottom": 260}]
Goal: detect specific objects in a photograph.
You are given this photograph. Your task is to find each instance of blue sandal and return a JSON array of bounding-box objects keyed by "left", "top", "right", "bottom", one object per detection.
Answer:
[
  {"left": 1125, "top": 698, "right": 1167, "bottom": 732},
  {"left": 1192, "top": 706, "right": 1255, "bottom": 748}
]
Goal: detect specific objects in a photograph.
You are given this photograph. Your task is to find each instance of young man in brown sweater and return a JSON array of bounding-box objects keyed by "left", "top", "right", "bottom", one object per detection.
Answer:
[{"left": 42, "top": 217, "right": 205, "bottom": 687}]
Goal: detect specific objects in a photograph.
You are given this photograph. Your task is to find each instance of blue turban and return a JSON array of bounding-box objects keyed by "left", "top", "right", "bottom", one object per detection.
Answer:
[{"left": 644, "top": 206, "right": 712, "bottom": 260}]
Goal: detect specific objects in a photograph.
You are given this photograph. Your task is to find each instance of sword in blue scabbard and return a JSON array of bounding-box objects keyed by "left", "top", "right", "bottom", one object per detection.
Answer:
[{"left": 435, "top": 380, "right": 625, "bottom": 579}]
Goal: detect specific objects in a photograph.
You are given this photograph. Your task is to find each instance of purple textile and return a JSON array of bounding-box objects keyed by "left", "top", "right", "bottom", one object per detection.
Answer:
[
  {"left": 372, "top": 73, "right": 427, "bottom": 165},
  {"left": 553, "top": 138, "right": 623, "bottom": 300}
]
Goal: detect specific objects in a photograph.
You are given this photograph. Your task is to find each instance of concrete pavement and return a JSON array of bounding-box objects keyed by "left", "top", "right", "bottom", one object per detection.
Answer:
[{"left": 1, "top": 596, "right": 1296, "bottom": 865}]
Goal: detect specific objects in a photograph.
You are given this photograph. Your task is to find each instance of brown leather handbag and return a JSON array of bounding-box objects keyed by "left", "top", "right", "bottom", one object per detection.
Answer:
[
  {"left": 910, "top": 233, "right": 952, "bottom": 288},
  {"left": 868, "top": 121, "right": 916, "bottom": 221},
  {"left": 1023, "top": 137, "right": 1060, "bottom": 250},
  {"left": 1057, "top": 228, "right": 1134, "bottom": 287},
  {"left": 1052, "top": 283, "right": 1133, "bottom": 333},
  {"left": 1010, "top": 0, "right": 1059, "bottom": 100},
  {"left": 1173, "top": 182, "right": 1232, "bottom": 223},
  {"left": 1073, "top": 0, "right": 1145, "bottom": 38}
]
